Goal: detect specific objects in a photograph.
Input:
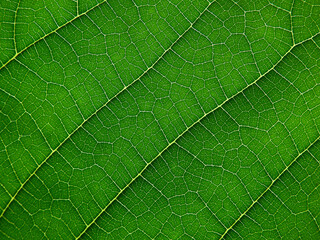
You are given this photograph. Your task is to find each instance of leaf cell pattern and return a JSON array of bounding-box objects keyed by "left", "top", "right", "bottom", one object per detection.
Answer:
[{"left": 0, "top": 0, "right": 320, "bottom": 239}]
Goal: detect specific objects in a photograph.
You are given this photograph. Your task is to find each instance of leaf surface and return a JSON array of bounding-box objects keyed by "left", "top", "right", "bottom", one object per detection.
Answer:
[{"left": 0, "top": 0, "right": 320, "bottom": 239}]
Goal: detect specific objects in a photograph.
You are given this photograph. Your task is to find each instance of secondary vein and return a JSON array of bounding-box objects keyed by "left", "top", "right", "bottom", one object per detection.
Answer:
[
  {"left": 218, "top": 134, "right": 320, "bottom": 240},
  {"left": 0, "top": 0, "right": 108, "bottom": 71},
  {"left": 0, "top": 0, "right": 215, "bottom": 219},
  {"left": 75, "top": 29, "right": 320, "bottom": 240}
]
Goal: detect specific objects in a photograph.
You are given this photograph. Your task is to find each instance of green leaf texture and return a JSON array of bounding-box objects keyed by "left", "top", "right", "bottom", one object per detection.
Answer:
[{"left": 1, "top": 0, "right": 320, "bottom": 239}]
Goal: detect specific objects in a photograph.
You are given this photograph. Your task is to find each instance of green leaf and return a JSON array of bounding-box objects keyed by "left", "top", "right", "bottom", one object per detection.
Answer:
[{"left": 1, "top": 0, "right": 320, "bottom": 239}]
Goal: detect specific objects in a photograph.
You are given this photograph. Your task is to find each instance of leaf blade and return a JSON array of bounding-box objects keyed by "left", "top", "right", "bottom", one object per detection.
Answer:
[{"left": 1, "top": 0, "right": 320, "bottom": 239}]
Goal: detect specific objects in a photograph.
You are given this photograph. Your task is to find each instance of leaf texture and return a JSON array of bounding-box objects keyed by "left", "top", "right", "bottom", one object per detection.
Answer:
[{"left": 0, "top": 0, "right": 320, "bottom": 239}]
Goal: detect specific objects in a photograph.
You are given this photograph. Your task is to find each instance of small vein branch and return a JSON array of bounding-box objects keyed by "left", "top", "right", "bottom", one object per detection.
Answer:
[{"left": 218, "top": 134, "right": 320, "bottom": 240}]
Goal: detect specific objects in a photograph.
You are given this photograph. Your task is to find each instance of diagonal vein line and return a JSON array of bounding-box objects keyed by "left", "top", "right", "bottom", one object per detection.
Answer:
[
  {"left": 0, "top": 0, "right": 216, "bottom": 218},
  {"left": 0, "top": 0, "right": 108, "bottom": 71},
  {"left": 219, "top": 134, "right": 320, "bottom": 240},
  {"left": 75, "top": 32, "right": 320, "bottom": 239},
  {"left": 1, "top": 0, "right": 319, "bottom": 235}
]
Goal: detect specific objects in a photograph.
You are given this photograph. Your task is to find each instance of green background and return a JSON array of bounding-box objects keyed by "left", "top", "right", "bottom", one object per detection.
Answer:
[{"left": 0, "top": 0, "right": 320, "bottom": 239}]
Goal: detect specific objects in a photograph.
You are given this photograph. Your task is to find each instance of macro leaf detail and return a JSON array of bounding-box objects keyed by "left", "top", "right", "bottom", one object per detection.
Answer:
[{"left": 0, "top": 0, "right": 320, "bottom": 239}]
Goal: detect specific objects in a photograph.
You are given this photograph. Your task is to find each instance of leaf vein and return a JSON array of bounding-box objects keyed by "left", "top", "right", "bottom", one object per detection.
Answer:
[
  {"left": 0, "top": 0, "right": 215, "bottom": 219},
  {"left": 218, "top": 134, "right": 320, "bottom": 240},
  {"left": 0, "top": 0, "right": 108, "bottom": 71},
  {"left": 75, "top": 31, "right": 320, "bottom": 240}
]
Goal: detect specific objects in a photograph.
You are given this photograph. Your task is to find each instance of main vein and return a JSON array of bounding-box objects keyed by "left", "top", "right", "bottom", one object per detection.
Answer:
[
  {"left": 75, "top": 30, "right": 320, "bottom": 240},
  {"left": 0, "top": 0, "right": 107, "bottom": 71},
  {"left": 219, "top": 134, "right": 320, "bottom": 240},
  {"left": 1, "top": 1, "right": 319, "bottom": 237},
  {"left": 0, "top": 0, "right": 215, "bottom": 218}
]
